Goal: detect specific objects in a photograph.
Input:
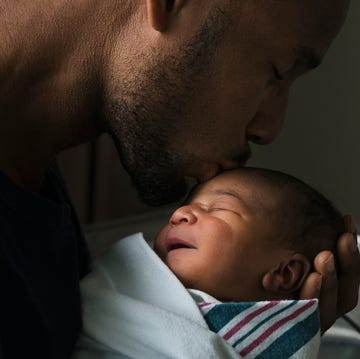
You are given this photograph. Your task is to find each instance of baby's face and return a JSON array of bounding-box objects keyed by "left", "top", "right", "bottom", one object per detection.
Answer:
[{"left": 154, "top": 170, "right": 291, "bottom": 301}]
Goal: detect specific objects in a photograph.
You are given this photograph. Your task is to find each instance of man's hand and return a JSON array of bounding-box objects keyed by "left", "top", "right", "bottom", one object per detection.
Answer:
[{"left": 299, "top": 215, "right": 360, "bottom": 333}]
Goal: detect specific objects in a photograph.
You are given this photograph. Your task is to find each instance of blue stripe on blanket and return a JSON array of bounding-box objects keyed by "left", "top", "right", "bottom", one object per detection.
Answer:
[
  {"left": 205, "top": 302, "right": 255, "bottom": 332},
  {"left": 233, "top": 301, "right": 297, "bottom": 348},
  {"left": 254, "top": 310, "right": 320, "bottom": 359}
]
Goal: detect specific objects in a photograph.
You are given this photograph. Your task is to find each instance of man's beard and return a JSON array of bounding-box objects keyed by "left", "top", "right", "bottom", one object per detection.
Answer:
[{"left": 104, "top": 6, "right": 232, "bottom": 206}]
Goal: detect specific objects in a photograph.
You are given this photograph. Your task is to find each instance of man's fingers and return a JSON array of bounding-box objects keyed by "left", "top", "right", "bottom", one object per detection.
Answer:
[
  {"left": 307, "top": 217, "right": 360, "bottom": 334},
  {"left": 343, "top": 214, "right": 357, "bottom": 235},
  {"left": 313, "top": 251, "right": 338, "bottom": 333},
  {"left": 299, "top": 272, "right": 322, "bottom": 300},
  {"left": 337, "top": 232, "right": 360, "bottom": 314}
]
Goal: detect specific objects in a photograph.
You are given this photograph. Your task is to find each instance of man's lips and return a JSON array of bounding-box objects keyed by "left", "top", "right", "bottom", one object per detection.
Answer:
[
  {"left": 195, "top": 146, "right": 252, "bottom": 183},
  {"left": 165, "top": 237, "right": 196, "bottom": 252}
]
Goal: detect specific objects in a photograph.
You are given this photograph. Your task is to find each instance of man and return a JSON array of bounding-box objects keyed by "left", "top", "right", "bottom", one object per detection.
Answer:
[{"left": 0, "top": 0, "right": 359, "bottom": 358}]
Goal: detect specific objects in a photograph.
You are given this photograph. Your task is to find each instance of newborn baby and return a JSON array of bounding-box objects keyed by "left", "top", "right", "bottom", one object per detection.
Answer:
[
  {"left": 154, "top": 167, "right": 344, "bottom": 302},
  {"left": 75, "top": 167, "right": 345, "bottom": 359}
]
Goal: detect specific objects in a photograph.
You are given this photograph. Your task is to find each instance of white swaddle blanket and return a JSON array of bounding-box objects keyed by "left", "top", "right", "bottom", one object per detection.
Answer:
[{"left": 73, "top": 233, "right": 320, "bottom": 359}]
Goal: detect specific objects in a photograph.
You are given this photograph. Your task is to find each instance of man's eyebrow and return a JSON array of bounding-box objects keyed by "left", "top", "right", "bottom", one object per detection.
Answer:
[{"left": 294, "top": 46, "right": 322, "bottom": 70}]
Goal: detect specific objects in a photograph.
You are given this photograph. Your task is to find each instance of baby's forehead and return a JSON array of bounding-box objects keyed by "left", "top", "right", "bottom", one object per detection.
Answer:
[
  {"left": 188, "top": 172, "right": 256, "bottom": 199},
  {"left": 192, "top": 171, "right": 262, "bottom": 195},
  {"left": 187, "top": 172, "right": 241, "bottom": 196},
  {"left": 187, "top": 170, "right": 285, "bottom": 208}
]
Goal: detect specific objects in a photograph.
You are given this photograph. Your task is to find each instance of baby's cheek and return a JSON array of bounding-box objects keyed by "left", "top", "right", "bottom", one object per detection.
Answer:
[
  {"left": 153, "top": 245, "right": 165, "bottom": 261},
  {"left": 153, "top": 229, "right": 167, "bottom": 259}
]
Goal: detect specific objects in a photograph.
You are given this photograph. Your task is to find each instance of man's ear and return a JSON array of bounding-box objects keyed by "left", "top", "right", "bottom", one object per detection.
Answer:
[
  {"left": 146, "top": 0, "right": 182, "bottom": 32},
  {"left": 262, "top": 253, "right": 312, "bottom": 295}
]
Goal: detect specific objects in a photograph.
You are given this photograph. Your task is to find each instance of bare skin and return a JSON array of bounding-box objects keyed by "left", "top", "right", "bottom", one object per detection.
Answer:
[
  {"left": 0, "top": 0, "right": 358, "bottom": 333},
  {"left": 154, "top": 169, "right": 316, "bottom": 302}
]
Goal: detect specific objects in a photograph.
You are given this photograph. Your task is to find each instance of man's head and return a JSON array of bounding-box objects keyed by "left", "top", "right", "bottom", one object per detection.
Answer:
[
  {"left": 101, "top": 0, "right": 350, "bottom": 205},
  {"left": 154, "top": 167, "right": 344, "bottom": 302}
]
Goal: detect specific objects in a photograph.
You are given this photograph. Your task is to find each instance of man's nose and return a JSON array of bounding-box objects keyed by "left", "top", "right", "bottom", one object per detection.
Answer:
[
  {"left": 169, "top": 205, "right": 199, "bottom": 226},
  {"left": 246, "top": 88, "right": 290, "bottom": 145}
]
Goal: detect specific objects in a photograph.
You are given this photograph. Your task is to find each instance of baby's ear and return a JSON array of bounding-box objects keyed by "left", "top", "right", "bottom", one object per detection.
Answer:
[{"left": 262, "top": 253, "right": 311, "bottom": 295}]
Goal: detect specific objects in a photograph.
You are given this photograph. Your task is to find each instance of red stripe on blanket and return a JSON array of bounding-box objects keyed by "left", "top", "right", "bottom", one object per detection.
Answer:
[
  {"left": 199, "top": 302, "right": 213, "bottom": 308},
  {"left": 223, "top": 301, "right": 280, "bottom": 340},
  {"left": 239, "top": 300, "right": 317, "bottom": 356}
]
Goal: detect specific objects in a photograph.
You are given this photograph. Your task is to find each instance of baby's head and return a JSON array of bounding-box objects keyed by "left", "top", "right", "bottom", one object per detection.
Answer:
[{"left": 154, "top": 167, "right": 344, "bottom": 302}]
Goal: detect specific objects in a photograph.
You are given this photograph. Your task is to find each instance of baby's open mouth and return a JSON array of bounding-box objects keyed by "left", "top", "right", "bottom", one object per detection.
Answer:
[{"left": 166, "top": 237, "right": 196, "bottom": 252}]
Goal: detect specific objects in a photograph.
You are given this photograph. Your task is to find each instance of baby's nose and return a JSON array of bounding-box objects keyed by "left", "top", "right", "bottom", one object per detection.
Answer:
[{"left": 170, "top": 205, "right": 198, "bottom": 225}]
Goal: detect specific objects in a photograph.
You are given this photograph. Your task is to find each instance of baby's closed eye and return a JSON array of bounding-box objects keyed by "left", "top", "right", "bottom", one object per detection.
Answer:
[{"left": 209, "top": 206, "right": 241, "bottom": 217}]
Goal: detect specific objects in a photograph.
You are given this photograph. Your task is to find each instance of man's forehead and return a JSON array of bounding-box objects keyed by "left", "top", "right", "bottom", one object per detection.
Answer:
[
  {"left": 238, "top": 0, "right": 349, "bottom": 68},
  {"left": 236, "top": 0, "right": 350, "bottom": 42}
]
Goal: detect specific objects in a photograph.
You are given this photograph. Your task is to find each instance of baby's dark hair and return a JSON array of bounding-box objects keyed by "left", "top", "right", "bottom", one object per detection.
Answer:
[{"left": 240, "top": 167, "right": 345, "bottom": 265}]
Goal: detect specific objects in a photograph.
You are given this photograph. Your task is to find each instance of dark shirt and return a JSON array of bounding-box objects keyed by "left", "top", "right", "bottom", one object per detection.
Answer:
[{"left": 0, "top": 162, "right": 90, "bottom": 358}]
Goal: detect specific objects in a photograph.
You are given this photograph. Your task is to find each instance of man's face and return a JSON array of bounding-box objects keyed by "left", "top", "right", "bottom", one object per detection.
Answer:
[
  {"left": 154, "top": 170, "right": 288, "bottom": 301},
  {"left": 103, "top": 0, "right": 349, "bottom": 205}
]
